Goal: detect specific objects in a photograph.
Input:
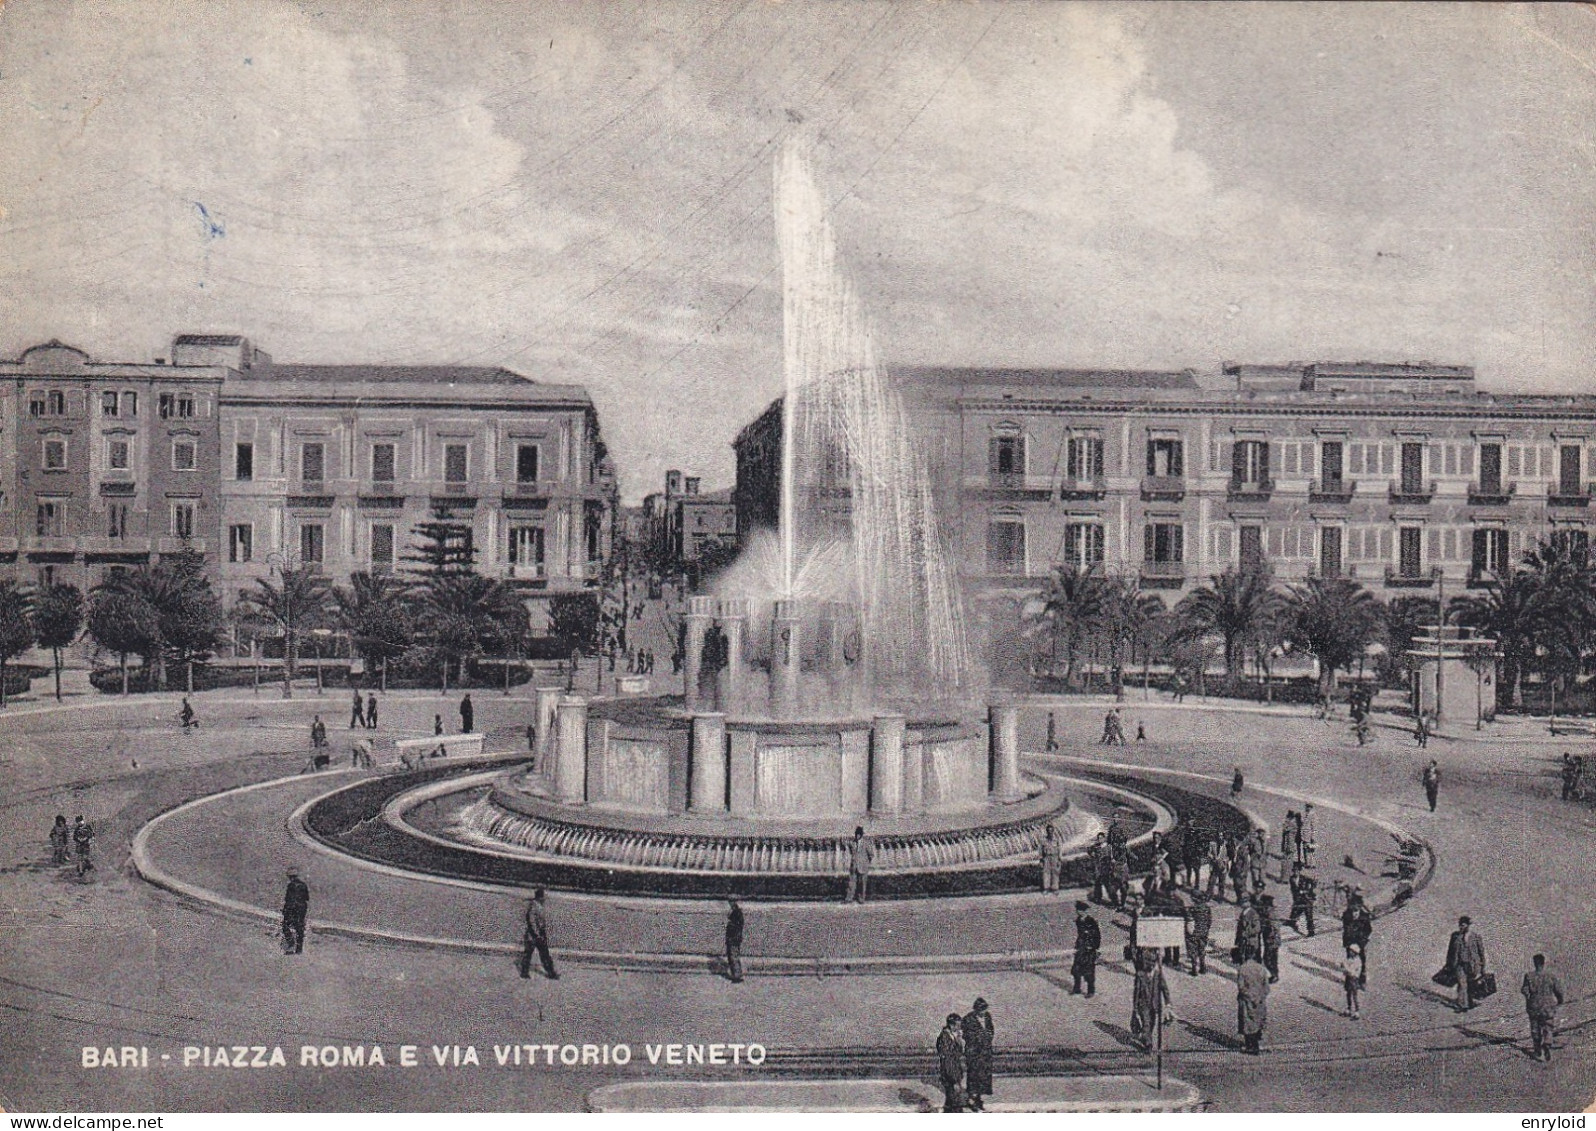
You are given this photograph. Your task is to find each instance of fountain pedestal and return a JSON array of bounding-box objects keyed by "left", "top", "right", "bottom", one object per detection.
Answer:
[
  {"left": 683, "top": 596, "right": 715, "bottom": 710},
  {"left": 771, "top": 598, "right": 801, "bottom": 719}
]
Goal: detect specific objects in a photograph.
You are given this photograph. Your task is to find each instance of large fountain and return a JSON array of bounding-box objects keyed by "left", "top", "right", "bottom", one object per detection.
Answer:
[{"left": 302, "top": 139, "right": 1172, "bottom": 897}]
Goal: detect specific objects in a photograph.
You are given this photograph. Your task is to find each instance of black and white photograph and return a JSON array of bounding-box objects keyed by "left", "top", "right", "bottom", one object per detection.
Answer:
[{"left": 0, "top": 0, "right": 1593, "bottom": 1116}]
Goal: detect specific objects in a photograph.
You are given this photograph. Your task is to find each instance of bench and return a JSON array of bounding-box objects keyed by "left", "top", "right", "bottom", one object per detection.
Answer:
[{"left": 389, "top": 733, "right": 486, "bottom": 769}]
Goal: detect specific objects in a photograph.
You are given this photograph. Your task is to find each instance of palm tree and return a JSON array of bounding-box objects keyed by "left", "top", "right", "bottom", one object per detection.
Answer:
[
  {"left": 1098, "top": 578, "right": 1166, "bottom": 697},
  {"left": 32, "top": 583, "right": 84, "bottom": 701},
  {"left": 0, "top": 581, "right": 36, "bottom": 707},
  {"left": 335, "top": 572, "right": 413, "bottom": 692},
  {"left": 237, "top": 566, "right": 334, "bottom": 698},
  {"left": 1172, "top": 569, "right": 1280, "bottom": 683},
  {"left": 415, "top": 573, "right": 527, "bottom": 692},
  {"left": 1283, "top": 576, "right": 1385, "bottom": 699},
  {"left": 1024, "top": 564, "right": 1111, "bottom": 687},
  {"left": 1453, "top": 569, "right": 1541, "bottom": 710}
]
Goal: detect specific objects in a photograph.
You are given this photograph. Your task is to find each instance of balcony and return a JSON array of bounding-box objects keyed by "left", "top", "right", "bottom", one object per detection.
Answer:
[
  {"left": 1140, "top": 475, "right": 1186, "bottom": 501},
  {"left": 1384, "top": 567, "right": 1435, "bottom": 589},
  {"left": 1388, "top": 479, "right": 1436, "bottom": 505},
  {"left": 510, "top": 480, "right": 550, "bottom": 497},
  {"left": 1226, "top": 477, "right": 1275, "bottom": 502},
  {"left": 362, "top": 480, "right": 403, "bottom": 497},
  {"left": 1057, "top": 476, "right": 1108, "bottom": 501},
  {"left": 968, "top": 473, "right": 1054, "bottom": 501},
  {"left": 507, "top": 564, "right": 548, "bottom": 582},
  {"left": 157, "top": 537, "right": 208, "bottom": 554},
  {"left": 21, "top": 536, "right": 78, "bottom": 555},
  {"left": 1547, "top": 483, "right": 1593, "bottom": 508},
  {"left": 1138, "top": 559, "right": 1186, "bottom": 588},
  {"left": 1467, "top": 480, "right": 1517, "bottom": 506},
  {"left": 82, "top": 536, "right": 152, "bottom": 556},
  {"left": 1308, "top": 478, "right": 1356, "bottom": 504}
]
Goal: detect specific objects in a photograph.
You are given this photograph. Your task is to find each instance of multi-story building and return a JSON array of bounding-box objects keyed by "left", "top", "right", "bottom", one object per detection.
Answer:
[
  {"left": 735, "top": 361, "right": 1596, "bottom": 676},
  {"left": 0, "top": 340, "right": 225, "bottom": 590},
  {"left": 641, "top": 470, "right": 737, "bottom": 572},
  {"left": 196, "top": 334, "right": 616, "bottom": 615}
]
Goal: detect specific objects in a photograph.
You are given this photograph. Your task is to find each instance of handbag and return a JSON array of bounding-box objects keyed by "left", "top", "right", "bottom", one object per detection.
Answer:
[
  {"left": 1432, "top": 966, "right": 1458, "bottom": 988},
  {"left": 1471, "top": 972, "right": 1498, "bottom": 1000}
]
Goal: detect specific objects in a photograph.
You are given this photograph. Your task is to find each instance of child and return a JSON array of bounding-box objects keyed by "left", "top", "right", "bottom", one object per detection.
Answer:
[{"left": 1342, "top": 946, "right": 1363, "bottom": 1018}]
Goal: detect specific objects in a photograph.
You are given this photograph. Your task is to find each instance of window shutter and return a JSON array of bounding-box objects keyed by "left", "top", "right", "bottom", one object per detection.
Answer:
[
  {"left": 1427, "top": 528, "right": 1441, "bottom": 559},
  {"left": 1143, "top": 524, "right": 1155, "bottom": 560},
  {"left": 1231, "top": 442, "right": 1246, "bottom": 482},
  {"left": 1380, "top": 528, "right": 1393, "bottom": 560},
  {"left": 989, "top": 437, "right": 1001, "bottom": 474},
  {"left": 1172, "top": 525, "right": 1184, "bottom": 562},
  {"left": 1146, "top": 444, "right": 1157, "bottom": 478},
  {"left": 1266, "top": 442, "right": 1279, "bottom": 475}
]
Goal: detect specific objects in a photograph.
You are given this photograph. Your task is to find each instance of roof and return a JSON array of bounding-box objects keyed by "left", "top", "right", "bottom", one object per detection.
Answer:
[
  {"left": 172, "top": 334, "right": 247, "bottom": 347},
  {"left": 894, "top": 366, "right": 1200, "bottom": 391},
  {"left": 247, "top": 362, "right": 537, "bottom": 387}
]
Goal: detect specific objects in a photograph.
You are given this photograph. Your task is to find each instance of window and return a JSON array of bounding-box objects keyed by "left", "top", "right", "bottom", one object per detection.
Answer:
[
  {"left": 516, "top": 444, "right": 540, "bottom": 483},
  {"left": 1232, "top": 440, "right": 1270, "bottom": 487},
  {"left": 1144, "top": 523, "right": 1183, "bottom": 563},
  {"left": 370, "top": 524, "right": 394, "bottom": 573},
  {"left": 48, "top": 390, "right": 65, "bottom": 416},
  {"left": 1400, "top": 442, "right": 1425, "bottom": 494},
  {"left": 43, "top": 439, "right": 66, "bottom": 470},
  {"left": 170, "top": 502, "right": 195, "bottom": 539},
  {"left": 986, "top": 520, "right": 1026, "bottom": 575},
  {"left": 235, "top": 442, "right": 254, "bottom": 481},
  {"left": 1146, "top": 438, "right": 1184, "bottom": 478},
  {"left": 509, "top": 526, "right": 546, "bottom": 574},
  {"left": 229, "top": 524, "right": 253, "bottom": 563},
  {"left": 1066, "top": 437, "right": 1103, "bottom": 481},
  {"left": 300, "top": 523, "right": 325, "bottom": 564},
  {"left": 444, "top": 443, "right": 468, "bottom": 485},
  {"left": 1063, "top": 523, "right": 1104, "bottom": 568},
  {"left": 107, "top": 505, "right": 128, "bottom": 539},
  {"left": 159, "top": 393, "right": 194, "bottom": 419},
  {"left": 989, "top": 434, "right": 1025, "bottom": 482},
  {"left": 1559, "top": 445, "right": 1583, "bottom": 495},
  {"left": 172, "top": 440, "right": 197, "bottom": 471},
  {"left": 585, "top": 507, "right": 603, "bottom": 562},
  {"left": 107, "top": 438, "right": 130, "bottom": 471},
  {"left": 37, "top": 566, "right": 54, "bottom": 587},
  {"left": 300, "top": 442, "right": 324, "bottom": 484},
  {"left": 1551, "top": 528, "right": 1589, "bottom": 564},
  {"left": 122, "top": 391, "right": 137, "bottom": 417},
  {"left": 1239, "top": 525, "right": 1264, "bottom": 572},
  {"left": 1478, "top": 443, "right": 1502, "bottom": 493},
  {"left": 29, "top": 393, "right": 46, "bottom": 417},
  {"left": 1399, "top": 526, "right": 1423, "bottom": 577},
  {"left": 35, "top": 501, "right": 62, "bottom": 537},
  {"left": 101, "top": 391, "right": 119, "bottom": 416},
  {"left": 1320, "top": 442, "right": 1344, "bottom": 486},
  {"left": 371, "top": 442, "right": 396, "bottom": 484},
  {"left": 1471, "top": 528, "right": 1508, "bottom": 578},
  {"left": 1319, "top": 527, "right": 1343, "bottom": 578}
]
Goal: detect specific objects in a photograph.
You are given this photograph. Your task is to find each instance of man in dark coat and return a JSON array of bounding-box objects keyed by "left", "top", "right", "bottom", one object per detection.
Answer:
[
  {"left": 1071, "top": 901, "right": 1100, "bottom": 997},
  {"left": 281, "top": 869, "right": 309, "bottom": 954},
  {"left": 71, "top": 816, "right": 94, "bottom": 877},
  {"left": 1342, "top": 887, "right": 1372, "bottom": 986},
  {"left": 349, "top": 688, "right": 365, "bottom": 729},
  {"left": 1234, "top": 895, "right": 1263, "bottom": 963},
  {"left": 936, "top": 1014, "right": 965, "bottom": 1112},
  {"left": 519, "top": 889, "right": 558, "bottom": 979},
  {"left": 1422, "top": 760, "right": 1440, "bottom": 812},
  {"left": 724, "top": 900, "right": 745, "bottom": 984},
  {"left": 845, "top": 826, "right": 874, "bottom": 903},
  {"left": 961, "top": 999, "right": 994, "bottom": 1111},
  {"left": 1446, "top": 915, "right": 1487, "bottom": 1011},
  {"left": 1521, "top": 954, "right": 1565, "bottom": 1063},
  {"left": 1259, "top": 894, "right": 1282, "bottom": 983},
  {"left": 1236, "top": 955, "right": 1270, "bottom": 1054},
  {"left": 1185, "top": 890, "right": 1212, "bottom": 975},
  {"left": 1287, "top": 861, "right": 1317, "bottom": 937},
  {"left": 460, "top": 693, "right": 474, "bottom": 734},
  {"left": 366, "top": 693, "right": 378, "bottom": 729}
]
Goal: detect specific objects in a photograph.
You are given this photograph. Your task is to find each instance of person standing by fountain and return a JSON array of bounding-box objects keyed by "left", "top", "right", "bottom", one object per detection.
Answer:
[
  {"left": 936, "top": 1014, "right": 966, "bottom": 1113},
  {"left": 1039, "top": 824, "right": 1063, "bottom": 893},
  {"left": 845, "top": 826, "right": 874, "bottom": 903},
  {"left": 519, "top": 890, "right": 558, "bottom": 980},
  {"left": 724, "top": 900, "right": 745, "bottom": 984},
  {"left": 961, "top": 999, "right": 994, "bottom": 1112},
  {"left": 460, "top": 693, "right": 474, "bottom": 734},
  {"left": 1071, "top": 901, "right": 1100, "bottom": 997}
]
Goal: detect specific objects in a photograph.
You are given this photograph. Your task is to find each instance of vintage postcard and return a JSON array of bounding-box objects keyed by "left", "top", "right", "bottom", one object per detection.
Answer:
[{"left": 1, "top": 0, "right": 1593, "bottom": 1117}]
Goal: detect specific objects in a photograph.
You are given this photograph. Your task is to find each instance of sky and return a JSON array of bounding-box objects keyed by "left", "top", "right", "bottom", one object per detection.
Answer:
[{"left": 2, "top": 1, "right": 1593, "bottom": 502}]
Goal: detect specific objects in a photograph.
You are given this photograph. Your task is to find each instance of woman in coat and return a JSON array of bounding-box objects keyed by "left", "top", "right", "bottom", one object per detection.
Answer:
[
  {"left": 1236, "top": 956, "right": 1270, "bottom": 1054},
  {"left": 961, "top": 999, "right": 994, "bottom": 1111}
]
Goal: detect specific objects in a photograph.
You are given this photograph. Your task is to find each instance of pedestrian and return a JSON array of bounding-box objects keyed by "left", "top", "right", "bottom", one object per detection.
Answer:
[
  {"left": 1561, "top": 753, "right": 1578, "bottom": 801},
  {"left": 1204, "top": 837, "right": 1227, "bottom": 901},
  {"left": 1259, "top": 894, "right": 1281, "bottom": 983},
  {"left": 1228, "top": 837, "right": 1250, "bottom": 905},
  {"left": 1045, "top": 711, "right": 1058, "bottom": 752},
  {"left": 460, "top": 693, "right": 474, "bottom": 734},
  {"left": 310, "top": 715, "right": 327, "bottom": 749},
  {"left": 518, "top": 889, "right": 558, "bottom": 979},
  {"left": 1100, "top": 711, "right": 1116, "bottom": 745},
  {"left": 281, "top": 868, "right": 309, "bottom": 954},
  {"left": 1234, "top": 894, "right": 1263, "bottom": 964},
  {"left": 1039, "top": 823, "right": 1062, "bottom": 893},
  {"left": 1236, "top": 955, "right": 1270, "bottom": 1055},
  {"left": 1342, "top": 947, "right": 1362, "bottom": 1018},
  {"left": 936, "top": 1013, "right": 966, "bottom": 1112},
  {"left": 1130, "top": 948, "right": 1169, "bottom": 1052},
  {"left": 366, "top": 693, "right": 378, "bottom": 729},
  {"left": 724, "top": 899, "right": 744, "bottom": 984},
  {"left": 179, "top": 697, "right": 196, "bottom": 732},
  {"left": 1071, "top": 901, "right": 1100, "bottom": 996},
  {"left": 1342, "top": 887, "right": 1372, "bottom": 987},
  {"left": 1444, "top": 915, "right": 1487, "bottom": 1012},
  {"left": 1422, "top": 759, "right": 1440, "bottom": 812},
  {"left": 71, "top": 815, "right": 94, "bottom": 876},
  {"left": 349, "top": 688, "right": 365, "bottom": 729},
  {"left": 1089, "top": 834, "right": 1111, "bottom": 905},
  {"left": 1279, "top": 811, "right": 1300, "bottom": 883},
  {"left": 960, "top": 999, "right": 994, "bottom": 1112},
  {"left": 1186, "top": 890, "right": 1212, "bottom": 975},
  {"left": 1231, "top": 766, "right": 1244, "bottom": 798},
  {"left": 1521, "top": 954, "right": 1565, "bottom": 1063},
  {"left": 1298, "top": 803, "right": 1317, "bottom": 865},
  {"left": 1247, "top": 828, "right": 1266, "bottom": 892},
  {"left": 1136, "top": 719, "right": 1147, "bottom": 742},
  {"left": 49, "top": 814, "right": 69, "bottom": 865},
  {"left": 1286, "top": 861, "right": 1317, "bottom": 937},
  {"left": 1416, "top": 712, "right": 1430, "bottom": 748},
  {"left": 434, "top": 713, "right": 445, "bottom": 756},
  {"left": 351, "top": 737, "right": 373, "bottom": 769},
  {"left": 845, "top": 826, "right": 874, "bottom": 903}
]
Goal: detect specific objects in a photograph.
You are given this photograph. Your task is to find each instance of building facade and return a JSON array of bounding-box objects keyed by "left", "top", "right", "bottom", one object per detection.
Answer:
[
  {"left": 0, "top": 341, "right": 225, "bottom": 591},
  {"left": 641, "top": 469, "right": 737, "bottom": 572}
]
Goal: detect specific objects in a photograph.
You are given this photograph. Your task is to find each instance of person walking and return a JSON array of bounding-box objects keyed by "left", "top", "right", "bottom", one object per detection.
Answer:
[
  {"left": 71, "top": 816, "right": 94, "bottom": 876},
  {"left": 1416, "top": 712, "right": 1430, "bottom": 748},
  {"left": 1204, "top": 837, "right": 1228, "bottom": 901},
  {"left": 1185, "top": 890, "right": 1212, "bottom": 976},
  {"left": 1130, "top": 949, "right": 1169, "bottom": 1052},
  {"left": 1521, "top": 954, "right": 1565, "bottom": 1062},
  {"left": 1234, "top": 894, "right": 1263, "bottom": 964},
  {"left": 1342, "top": 887, "right": 1372, "bottom": 987},
  {"left": 349, "top": 688, "right": 365, "bottom": 729},
  {"left": 1228, "top": 836, "right": 1250, "bottom": 905},
  {"left": 1298, "top": 803, "right": 1317, "bottom": 866},
  {"left": 845, "top": 826, "right": 874, "bottom": 903},
  {"left": 1279, "top": 811, "right": 1300, "bottom": 883},
  {"left": 1247, "top": 828, "right": 1267, "bottom": 894},
  {"left": 936, "top": 1013, "right": 966, "bottom": 1112},
  {"left": 1089, "top": 834, "right": 1111, "bottom": 905},
  {"left": 1286, "top": 861, "right": 1317, "bottom": 938},
  {"left": 1100, "top": 711, "right": 1116, "bottom": 745},
  {"left": 1422, "top": 759, "right": 1440, "bottom": 812},
  {"left": 281, "top": 868, "right": 309, "bottom": 954},
  {"left": 1045, "top": 711, "right": 1058, "bottom": 753},
  {"left": 460, "top": 693, "right": 474, "bottom": 734},
  {"left": 1135, "top": 720, "right": 1147, "bottom": 742},
  {"left": 518, "top": 890, "right": 558, "bottom": 980},
  {"left": 1445, "top": 916, "right": 1487, "bottom": 1012},
  {"left": 1259, "top": 894, "right": 1282, "bottom": 983},
  {"left": 1342, "top": 947, "right": 1363, "bottom": 1018},
  {"left": 1071, "top": 901, "right": 1100, "bottom": 997},
  {"left": 960, "top": 999, "right": 994, "bottom": 1112},
  {"left": 1039, "top": 824, "right": 1063, "bottom": 893},
  {"left": 1236, "top": 955, "right": 1270, "bottom": 1054},
  {"left": 48, "top": 815, "right": 69, "bottom": 865},
  {"left": 365, "top": 693, "right": 378, "bottom": 730},
  {"left": 724, "top": 900, "right": 744, "bottom": 984},
  {"left": 179, "top": 697, "right": 196, "bottom": 732},
  {"left": 1231, "top": 766, "right": 1244, "bottom": 799}
]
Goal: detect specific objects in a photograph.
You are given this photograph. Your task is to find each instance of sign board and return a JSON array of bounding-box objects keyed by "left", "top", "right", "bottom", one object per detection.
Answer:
[{"left": 1137, "top": 915, "right": 1186, "bottom": 949}]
